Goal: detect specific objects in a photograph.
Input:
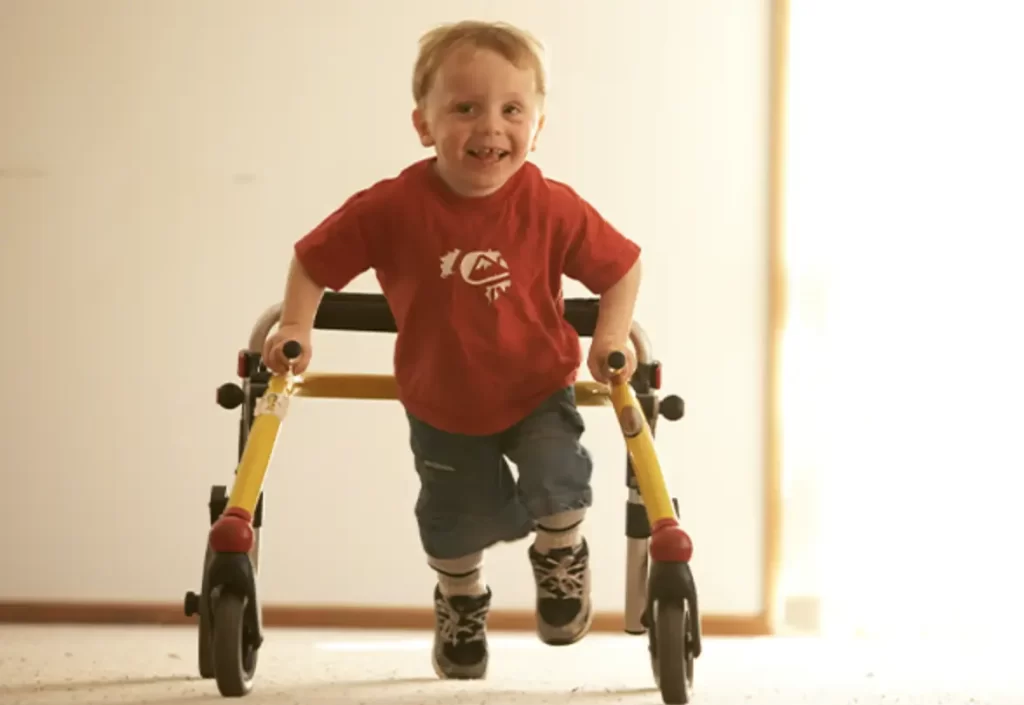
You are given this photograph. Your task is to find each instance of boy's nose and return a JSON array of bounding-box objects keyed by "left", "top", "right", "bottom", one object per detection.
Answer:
[{"left": 476, "top": 111, "right": 502, "bottom": 134}]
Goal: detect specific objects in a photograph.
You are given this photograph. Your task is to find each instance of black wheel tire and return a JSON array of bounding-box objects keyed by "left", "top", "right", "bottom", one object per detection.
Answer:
[
  {"left": 198, "top": 593, "right": 215, "bottom": 679},
  {"left": 650, "top": 600, "right": 695, "bottom": 704},
  {"left": 198, "top": 547, "right": 216, "bottom": 679},
  {"left": 212, "top": 592, "right": 258, "bottom": 697}
]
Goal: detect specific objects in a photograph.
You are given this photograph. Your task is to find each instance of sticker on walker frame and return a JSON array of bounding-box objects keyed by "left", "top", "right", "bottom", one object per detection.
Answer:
[
  {"left": 255, "top": 392, "right": 290, "bottom": 419},
  {"left": 618, "top": 407, "right": 644, "bottom": 438}
]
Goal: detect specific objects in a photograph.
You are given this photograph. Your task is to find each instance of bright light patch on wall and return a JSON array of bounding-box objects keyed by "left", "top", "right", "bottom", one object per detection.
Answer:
[{"left": 785, "top": 1, "right": 1024, "bottom": 639}]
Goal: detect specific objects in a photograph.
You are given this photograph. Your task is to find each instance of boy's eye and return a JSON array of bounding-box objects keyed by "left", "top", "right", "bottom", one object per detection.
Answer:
[
  {"left": 454, "top": 103, "right": 475, "bottom": 114},
  {"left": 504, "top": 105, "right": 522, "bottom": 115}
]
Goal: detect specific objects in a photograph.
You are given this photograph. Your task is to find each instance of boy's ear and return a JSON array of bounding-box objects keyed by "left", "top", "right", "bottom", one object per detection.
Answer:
[
  {"left": 412, "top": 107, "right": 435, "bottom": 147},
  {"left": 530, "top": 113, "right": 546, "bottom": 152}
]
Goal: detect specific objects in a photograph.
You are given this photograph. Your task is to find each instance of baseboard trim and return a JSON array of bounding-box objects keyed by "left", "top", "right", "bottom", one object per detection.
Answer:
[{"left": 0, "top": 601, "right": 769, "bottom": 637}]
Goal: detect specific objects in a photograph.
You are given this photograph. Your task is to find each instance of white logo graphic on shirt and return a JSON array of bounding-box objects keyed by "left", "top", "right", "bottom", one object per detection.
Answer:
[{"left": 440, "top": 249, "right": 511, "bottom": 303}]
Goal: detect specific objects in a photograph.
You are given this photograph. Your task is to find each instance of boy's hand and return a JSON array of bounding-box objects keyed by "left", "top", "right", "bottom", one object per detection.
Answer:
[
  {"left": 588, "top": 340, "right": 636, "bottom": 384},
  {"left": 262, "top": 325, "right": 313, "bottom": 376}
]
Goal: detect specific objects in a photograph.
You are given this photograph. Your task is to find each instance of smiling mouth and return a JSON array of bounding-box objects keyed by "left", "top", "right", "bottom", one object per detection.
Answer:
[{"left": 468, "top": 148, "right": 510, "bottom": 161}]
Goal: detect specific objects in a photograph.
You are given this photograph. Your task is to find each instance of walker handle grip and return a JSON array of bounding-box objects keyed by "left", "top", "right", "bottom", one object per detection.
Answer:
[
  {"left": 282, "top": 340, "right": 302, "bottom": 361},
  {"left": 607, "top": 350, "right": 627, "bottom": 372}
]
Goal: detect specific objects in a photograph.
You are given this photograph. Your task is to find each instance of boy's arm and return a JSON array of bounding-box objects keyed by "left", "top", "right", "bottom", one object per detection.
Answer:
[
  {"left": 279, "top": 255, "right": 326, "bottom": 331},
  {"left": 593, "top": 257, "right": 642, "bottom": 347},
  {"left": 262, "top": 255, "right": 326, "bottom": 374},
  {"left": 554, "top": 181, "right": 643, "bottom": 381},
  {"left": 263, "top": 188, "right": 380, "bottom": 373},
  {"left": 590, "top": 257, "right": 642, "bottom": 381},
  {"left": 283, "top": 186, "right": 382, "bottom": 329}
]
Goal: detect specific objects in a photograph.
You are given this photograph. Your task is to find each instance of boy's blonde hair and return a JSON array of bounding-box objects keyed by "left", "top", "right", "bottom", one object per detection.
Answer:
[{"left": 412, "top": 20, "right": 548, "bottom": 107}]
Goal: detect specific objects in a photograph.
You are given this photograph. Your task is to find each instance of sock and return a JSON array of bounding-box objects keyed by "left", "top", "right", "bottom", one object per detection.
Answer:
[
  {"left": 534, "top": 508, "right": 586, "bottom": 553},
  {"left": 428, "top": 551, "right": 487, "bottom": 597}
]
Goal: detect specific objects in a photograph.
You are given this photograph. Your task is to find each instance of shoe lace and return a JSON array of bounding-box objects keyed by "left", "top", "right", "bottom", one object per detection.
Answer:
[
  {"left": 436, "top": 595, "right": 488, "bottom": 646},
  {"left": 532, "top": 548, "right": 586, "bottom": 600}
]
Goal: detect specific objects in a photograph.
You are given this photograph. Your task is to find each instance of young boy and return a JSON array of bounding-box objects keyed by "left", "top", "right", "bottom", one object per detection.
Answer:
[{"left": 261, "top": 20, "right": 642, "bottom": 679}]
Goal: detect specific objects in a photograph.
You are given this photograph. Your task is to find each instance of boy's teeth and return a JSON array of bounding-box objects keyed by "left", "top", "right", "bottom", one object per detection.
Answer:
[{"left": 469, "top": 147, "right": 507, "bottom": 160}]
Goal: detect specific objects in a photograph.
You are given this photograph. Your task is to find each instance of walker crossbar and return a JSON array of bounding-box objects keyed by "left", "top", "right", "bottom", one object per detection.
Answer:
[
  {"left": 312, "top": 291, "right": 604, "bottom": 337},
  {"left": 247, "top": 292, "right": 655, "bottom": 366}
]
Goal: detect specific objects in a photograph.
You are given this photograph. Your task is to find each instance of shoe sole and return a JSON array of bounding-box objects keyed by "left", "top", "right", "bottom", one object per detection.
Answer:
[
  {"left": 431, "top": 647, "right": 488, "bottom": 680},
  {"left": 538, "top": 602, "right": 594, "bottom": 646}
]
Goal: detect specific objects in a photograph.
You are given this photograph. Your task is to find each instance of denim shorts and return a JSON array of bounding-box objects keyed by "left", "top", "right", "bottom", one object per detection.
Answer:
[{"left": 406, "top": 386, "right": 594, "bottom": 560}]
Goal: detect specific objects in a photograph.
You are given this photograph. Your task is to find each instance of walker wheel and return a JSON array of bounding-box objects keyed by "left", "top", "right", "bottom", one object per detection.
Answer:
[
  {"left": 649, "top": 599, "right": 696, "bottom": 704},
  {"left": 212, "top": 592, "right": 259, "bottom": 697},
  {"left": 195, "top": 545, "right": 216, "bottom": 679},
  {"left": 197, "top": 591, "right": 215, "bottom": 679}
]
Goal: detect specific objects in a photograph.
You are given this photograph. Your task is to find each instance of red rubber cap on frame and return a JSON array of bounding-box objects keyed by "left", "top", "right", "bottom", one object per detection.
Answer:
[
  {"left": 649, "top": 517, "right": 693, "bottom": 563},
  {"left": 209, "top": 507, "right": 254, "bottom": 554}
]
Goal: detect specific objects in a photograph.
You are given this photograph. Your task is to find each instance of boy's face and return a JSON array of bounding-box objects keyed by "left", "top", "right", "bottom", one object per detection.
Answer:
[{"left": 413, "top": 47, "right": 545, "bottom": 198}]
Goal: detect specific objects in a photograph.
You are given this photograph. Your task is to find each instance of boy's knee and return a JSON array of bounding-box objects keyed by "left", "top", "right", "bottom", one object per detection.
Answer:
[
  {"left": 416, "top": 495, "right": 535, "bottom": 560},
  {"left": 515, "top": 433, "right": 594, "bottom": 519},
  {"left": 523, "top": 486, "right": 593, "bottom": 522},
  {"left": 414, "top": 469, "right": 497, "bottom": 519},
  {"left": 514, "top": 424, "right": 594, "bottom": 520}
]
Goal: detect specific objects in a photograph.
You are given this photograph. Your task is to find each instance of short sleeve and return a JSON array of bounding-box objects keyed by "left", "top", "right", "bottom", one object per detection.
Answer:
[
  {"left": 557, "top": 184, "right": 641, "bottom": 294},
  {"left": 293, "top": 188, "right": 380, "bottom": 291}
]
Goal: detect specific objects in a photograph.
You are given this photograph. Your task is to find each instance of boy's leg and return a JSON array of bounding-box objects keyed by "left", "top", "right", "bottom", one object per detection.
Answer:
[
  {"left": 427, "top": 551, "right": 491, "bottom": 680},
  {"left": 502, "top": 387, "right": 595, "bottom": 646},
  {"left": 407, "top": 412, "right": 532, "bottom": 679},
  {"left": 429, "top": 551, "right": 486, "bottom": 597}
]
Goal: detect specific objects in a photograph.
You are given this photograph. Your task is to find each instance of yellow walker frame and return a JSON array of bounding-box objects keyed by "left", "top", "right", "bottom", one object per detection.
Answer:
[{"left": 184, "top": 292, "right": 702, "bottom": 703}]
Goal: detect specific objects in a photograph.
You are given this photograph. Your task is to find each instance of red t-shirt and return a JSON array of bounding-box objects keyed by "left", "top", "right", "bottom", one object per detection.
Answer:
[{"left": 294, "top": 158, "right": 640, "bottom": 435}]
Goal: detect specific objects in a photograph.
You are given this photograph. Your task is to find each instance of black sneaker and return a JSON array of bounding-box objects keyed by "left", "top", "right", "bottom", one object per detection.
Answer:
[
  {"left": 528, "top": 538, "right": 593, "bottom": 645},
  {"left": 431, "top": 585, "right": 491, "bottom": 679}
]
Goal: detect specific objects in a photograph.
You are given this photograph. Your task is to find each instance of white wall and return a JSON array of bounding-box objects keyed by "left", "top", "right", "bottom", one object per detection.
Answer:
[{"left": 0, "top": 0, "right": 772, "bottom": 618}]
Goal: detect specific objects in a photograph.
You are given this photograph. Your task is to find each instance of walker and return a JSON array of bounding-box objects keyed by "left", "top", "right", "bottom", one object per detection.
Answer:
[{"left": 183, "top": 292, "right": 702, "bottom": 703}]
